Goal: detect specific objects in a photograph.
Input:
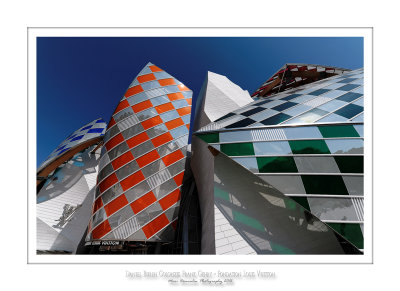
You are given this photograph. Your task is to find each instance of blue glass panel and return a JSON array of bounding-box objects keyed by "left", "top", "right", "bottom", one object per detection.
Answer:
[
  {"left": 337, "top": 78, "right": 357, "bottom": 84},
  {"left": 336, "top": 92, "right": 363, "bottom": 103},
  {"left": 55, "top": 145, "right": 66, "bottom": 152},
  {"left": 281, "top": 94, "right": 302, "bottom": 101},
  {"left": 58, "top": 147, "right": 71, "bottom": 155},
  {"left": 336, "top": 84, "right": 359, "bottom": 91},
  {"left": 160, "top": 110, "right": 180, "bottom": 122},
  {"left": 70, "top": 135, "right": 84, "bottom": 142},
  {"left": 226, "top": 118, "right": 257, "bottom": 129},
  {"left": 272, "top": 101, "right": 297, "bottom": 112},
  {"left": 88, "top": 128, "right": 104, "bottom": 133},
  {"left": 260, "top": 113, "right": 291, "bottom": 125},
  {"left": 334, "top": 104, "right": 363, "bottom": 119},
  {"left": 308, "top": 89, "right": 330, "bottom": 96},
  {"left": 96, "top": 119, "right": 105, "bottom": 123},
  {"left": 170, "top": 126, "right": 188, "bottom": 139},
  {"left": 80, "top": 125, "right": 93, "bottom": 131}
]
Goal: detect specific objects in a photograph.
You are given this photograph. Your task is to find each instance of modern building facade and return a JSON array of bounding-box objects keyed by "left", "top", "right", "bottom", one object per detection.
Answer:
[
  {"left": 193, "top": 67, "right": 364, "bottom": 254},
  {"left": 85, "top": 63, "right": 193, "bottom": 247},
  {"left": 37, "top": 62, "right": 364, "bottom": 255},
  {"left": 37, "top": 118, "right": 106, "bottom": 253}
]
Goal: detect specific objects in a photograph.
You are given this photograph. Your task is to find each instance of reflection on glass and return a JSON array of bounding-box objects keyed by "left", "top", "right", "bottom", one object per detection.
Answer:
[
  {"left": 342, "top": 176, "right": 363, "bottom": 196},
  {"left": 220, "top": 130, "right": 252, "bottom": 143},
  {"left": 221, "top": 142, "right": 255, "bottom": 156},
  {"left": 213, "top": 150, "right": 360, "bottom": 254},
  {"left": 325, "top": 139, "right": 363, "bottom": 154},
  {"left": 301, "top": 175, "right": 348, "bottom": 195},
  {"left": 284, "top": 108, "right": 329, "bottom": 124},
  {"left": 308, "top": 197, "right": 359, "bottom": 221},
  {"left": 289, "top": 139, "right": 330, "bottom": 154},
  {"left": 294, "top": 156, "right": 340, "bottom": 173},
  {"left": 318, "top": 125, "right": 360, "bottom": 138},
  {"left": 284, "top": 126, "right": 322, "bottom": 139},
  {"left": 232, "top": 157, "right": 259, "bottom": 172},
  {"left": 256, "top": 156, "right": 298, "bottom": 173}
]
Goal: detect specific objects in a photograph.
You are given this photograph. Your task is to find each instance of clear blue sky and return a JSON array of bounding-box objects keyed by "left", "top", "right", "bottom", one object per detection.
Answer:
[{"left": 37, "top": 37, "right": 363, "bottom": 167}]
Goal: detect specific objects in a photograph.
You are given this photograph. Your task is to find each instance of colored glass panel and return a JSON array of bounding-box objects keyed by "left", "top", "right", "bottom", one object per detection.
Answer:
[
  {"left": 260, "top": 113, "right": 291, "bottom": 125},
  {"left": 130, "top": 191, "right": 157, "bottom": 214},
  {"left": 126, "top": 131, "right": 149, "bottom": 148},
  {"left": 256, "top": 157, "right": 298, "bottom": 173},
  {"left": 149, "top": 65, "right": 162, "bottom": 72},
  {"left": 327, "top": 223, "right": 363, "bottom": 249},
  {"left": 178, "top": 84, "right": 190, "bottom": 91},
  {"left": 158, "top": 78, "right": 176, "bottom": 86},
  {"left": 141, "top": 115, "right": 163, "bottom": 130},
  {"left": 137, "top": 73, "right": 156, "bottom": 83},
  {"left": 221, "top": 142, "right": 255, "bottom": 156},
  {"left": 233, "top": 210, "right": 264, "bottom": 232},
  {"left": 136, "top": 150, "right": 160, "bottom": 168},
  {"left": 289, "top": 140, "right": 330, "bottom": 154},
  {"left": 176, "top": 106, "right": 191, "bottom": 116},
  {"left": 318, "top": 125, "right": 360, "bottom": 138},
  {"left": 226, "top": 118, "right": 257, "bottom": 129},
  {"left": 99, "top": 173, "right": 118, "bottom": 193},
  {"left": 162, "top": 150, "right": 184, "bottom": 167},
  {"left": 151, "top": 132, "right": 173, "bottom": 147},
  {"left": 159, "top": 189, "right": 181, "bottom": 211},
  {"left": 104, "top": 194, "right": 128, "bottom": 216},
  {"left": 125, "top": 85, "right": 143, "bottom": 98},
  {"left": 111, "top": 151, "right": 134, "bottom": 170},
  {"left": 88, "top": 128, "right": 104, "bottom": 133},
  {"left": 113, "top": 99, "right": 130, "bottom": 114},
  {"left": 290, "top": 197, "right": 310, "bottom": 211},
  {"left": 92, "top": 220, "right": 111, "bottom": 239},
  {"left": 308, "top": 88, "right": 330, "bottom": 96},
  {"left": 165, "top": 118, "right": 184, "bottom": 130},
  {"left": 120, "top": 171, "right": 145, "bottom": 191},
  {"left": 301, "top": 175, "right": 349, "bottom": 195},
  {"left": 142, "top": 213, "right": 170, "bottom": 239},
  {"left": 336, "top": 92, "right": 363, "bottom": 102},
  {"left": 105, "top": 133, "right": 124, "bottom": 151},
  {"left": 173, "top": 171, "right": 185, "bottom": 185},
  {"left": 167, "top": 92, "right": 184, "bottom": 101},
  {"left": 132, "top": 100, "right": 153, "bottom": 113},
  {"left": 334, "top": 104, "right": 363, "bottom": 119},
  {"left": 334, "top": 156, "right": 364, "bottom": 173},
  {"left": 197, "top": 132, "right": 219, "bottom": 143},
  {"left": 155, "top": 102, "right": 174, "bottom": 114}
]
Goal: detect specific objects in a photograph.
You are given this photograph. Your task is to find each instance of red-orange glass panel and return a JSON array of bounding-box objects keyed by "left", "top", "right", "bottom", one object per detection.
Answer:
[
  {"left": 155, "top": 102, "right": 174, "bottom": 114},
  {"left": 111, "top": 151, "right": 134, "bottom": 170},
  {"left": 126, "top": 131, "right": 149, "bottom": 148},
  {"left": 141, "top": 115, "right": 163, "bottom": 130},
  {"left": 137, "top": 73, "right": 156, "bottom": 83},
  {"left": 167, "top": 92, "right": 184, "bottom": 101},
  {"left": 159, "top": 189, "right": 181, "bottom": 211},
  {"left": 142, "top": 213, "right": 169, "bottom": 239},
  {"left": 177, "top": 106, "right": 191, "bottom": 116},
  {"left": 93, "top": 197, "right": 103, "bottom": 213},
  {"left": 165, "top": 118, "right": 184, "bottom": 130},
  {"left": 107, "top": 117, "right": 116, "bottom": 129},
  {"left": 104, "top": 194, "right": 128, "bottom": 216},
  {"left": 132, "top": 100, "right": 153, "bottom": 113},
  {"left": 162, "top": 150, "right": 184, "bottom": 167},
  {"left": 186, "top": 124, "right": 190, "bottom": 130},
  {"left": 125, "top": 85, "right": 143, "bottom": 98},
  {"left": 186, "top": 98, "right": 192, "bottom": 105},
  {"left": 178, "top": 84, "right": 190, "bottom": 91},
  {"left": 158, "top": 78, "right": 176, "bottom": 86},
  {"left": 99, "top": 173, "right": 118, "bottom": 193},
  {"left": 151, "top": 132, "right": 173, "bottom": 148},
  {"left": 130, "top": 191, "right": 157, "bottom": 214},
  {"left": 105, "top": 133, "right": 124, "bottom": 151},
  {"left": 149, "top": 65, "right": 163, "bottom": 72},
  {"left": 120, "top": 171, "right": 145, "bottom": 191},
  {"left": 113, "top": 99, "right": 130, "bottom": 114},
  {"left": 92, "top": 220, "right": 111, "bottom": 239},
  {"left": 173, "top": 171, "right": 185, "bottom": 186},
  {"left": 136, "top": 150, "right": 160, "bottom": 168}
]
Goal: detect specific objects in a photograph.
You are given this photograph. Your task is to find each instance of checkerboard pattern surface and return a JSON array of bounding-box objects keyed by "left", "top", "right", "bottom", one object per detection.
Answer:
[
  {"left": 251, "top": 63, "right": 350, "bottom": 98},
  {"left": 195, "top": 67, "right": 364, "bottom": 250},
  {"left": 38, "top": 118, "right": 106, "bottom": 172},
  {"left": 87, "top": 63, "right": 192, "bottom": 242}
]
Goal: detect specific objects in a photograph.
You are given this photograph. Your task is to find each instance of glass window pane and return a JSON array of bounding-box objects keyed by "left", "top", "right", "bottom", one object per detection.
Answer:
[
  {"left": 115, "top": 160, "right": 140, "bottom": 180},
  {"left": 294, "top": 156, "right": 340, "bottom": 173},
  {"left": 284, "top": 108, "right": 329, "bottom": 124},
  {"left": 301, "top": 175, "right": 349, "bottom": 195},
  {"left": 334, "top": 104, "right": 363, "bottom": 119},
  {"left": 124, "top": 180, "right": 151, "bottom": 203},
  {"left": 256, "top": 157, "right": 298, "bottom": 173},
  {"left": 325, "top": 139, "right": 363, "bottom": 154},
  {"left": 121, "top": 123, "right": 144, "bottom": 140},
  {"left": 153, "top": 179, "right": 177, "bottom": 199},
  {"left": 221, "top": 142, "right": 255, "bottom": 156},
  {"left": 318, "top": 125, "right": 360, "bottom": 138},
  {"left": 260, "top": 175, "right": 306, "bottom": 194},
  {"left": 343, "top": 176, "right": 363, "bottom": 196},
  {"left": 289, "top": 140, "right": 330, "bottom": 154},
  {"left": 150, "top": 95, "right": 170, "bottom": 106},
  {"left": 319, "top": 90, "right": 346, "bottom": 99},
  {"left": 108, "top": 205, "right": 134, "bottom": 229},
  {"left": 108, "top": 142, "right": 129, "bottom": 160},
  {"left": 101, "top": 183, "right": 123, "bottom": 205},
  {"left": 260, "top": 113, "right": 292, "bottom": 125},
  {"left": 284, "top": 126, "right": 322, "bottom": 139},
  {"left": 160, "top": 110, "right": 179, "bottom": 123},
  {"left": 271, "top": 101, "right": 297, "bottom": 112},
  {"left": 283, "top": 104, "right": 312, "bottom": 117},
  {"left": 308, "top": 198, "right": 359, "bottom": 221},
  {"left": 317, "top": 113, "right": 348, "bottom": 123},
  {"left": 336, "top": 92, "right": 363, "bottom": 103},
  {"left": 131, "top": 140, "right": 153, "bottom": 157},
  {"left": 232, "top": 157, "right": 258, "bottom": 172},
  {"left": 170, "top": 125, "right": 188, "bottom": 139},
  {"left": 146, "top": 123, "right": 168, "bottom": 139},
  {"left": 220, "top": 130, "right": 252, "bottom": 143},
  {"left": 253, "top": 141, "right": 292, "bottom": 155},
  {"left": 334, "top": 156, "right": 363, "bottom": 173},
  {"left": 226, "top": 118, "right": 257, "bottom": 128},
  {"left": 317, "top": 99, "right": 348, "bottom": 112},
  {"left": 327, "top": 223, "right": 363, "bottom": 249},
  {"left": 137, "top": 108, "right": 158, "bottom": 121}
]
